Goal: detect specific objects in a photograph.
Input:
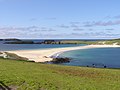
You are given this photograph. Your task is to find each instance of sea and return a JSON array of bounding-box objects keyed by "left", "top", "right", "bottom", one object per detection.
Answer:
[
  {"left": 0, "top": 39, "right": 120, "bottom": 68},
  {"left": 59, "top": 48, "right": 120, "bottom": 68}
]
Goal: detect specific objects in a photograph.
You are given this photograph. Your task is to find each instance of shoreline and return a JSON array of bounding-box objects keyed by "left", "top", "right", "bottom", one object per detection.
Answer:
[{"left": 6, "top": 45, "right": 120, "bottom": 62}]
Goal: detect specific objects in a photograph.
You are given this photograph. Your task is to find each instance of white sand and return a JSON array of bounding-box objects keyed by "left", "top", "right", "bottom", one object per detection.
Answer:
[{"left": 7, "top": 45, "right": 120, "bottom": 62}]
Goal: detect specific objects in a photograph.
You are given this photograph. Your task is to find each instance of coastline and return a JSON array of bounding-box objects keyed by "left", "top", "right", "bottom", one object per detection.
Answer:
[{"left": 7, "top": 45, "right": 120, "bottom": 62}]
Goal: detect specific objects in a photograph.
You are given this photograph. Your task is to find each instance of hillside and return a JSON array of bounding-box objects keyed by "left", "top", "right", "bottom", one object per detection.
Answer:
[
  {"left": 58, "top": 39, "right": 120, "bottom": 45},
  {"left": 0, "top": 58, "right": 120, "bottom": 90}
]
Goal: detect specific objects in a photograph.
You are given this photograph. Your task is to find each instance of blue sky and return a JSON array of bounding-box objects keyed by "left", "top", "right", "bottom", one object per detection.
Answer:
[{"left": 0, "top": 0, "right": 120, "bottom": 39}]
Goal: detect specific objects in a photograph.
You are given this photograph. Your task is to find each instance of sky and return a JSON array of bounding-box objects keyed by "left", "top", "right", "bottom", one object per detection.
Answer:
[{"left": 0, "top": 0, "right": 120, "bottom": 39}]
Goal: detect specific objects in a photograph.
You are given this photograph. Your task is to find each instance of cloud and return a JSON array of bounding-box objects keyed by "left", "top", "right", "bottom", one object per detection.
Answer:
[
  {"left": 0, "top": 26, "right": 56, "bottom": 38},
  {"left": 39, "top": 31, "right": 120, "bottom": 38},
  {"left": 73, "top": 28, "right": 84, "bottom": 31},
  {"left": 48, "top": 28, "right": 56, "bottom": 31},
  {"left": 29, "top": 18, "right": 38, "bottom": 21},
  {"left": 40, "top": 28, "right": 56, "bottom": 32},
  {"left": 70, "top": 22, "right": 80, "bottom": 24},
  {"left": 88, "top": 29, "right": 94, "bottom": 31},
  {"left": 0, "top": 26, "right": 56, "bottom": 36},
  {"left": 70, "top": 32, "right": 120, "bottom": 38},
  {"left": 105, "top": 28, "right": 114, "bottom": 30},
  {"left": 68, "top": 22, "right": 80, "bottom": 28},
  {"left": 104, "top": 16, "right": 112, "bottom": 19},
  {"left": 0, "top": 26, "right": 39, "bottom": 31},
  {"left": 0, "top": 23, "right": 119, "bottom": 39},
  {"left": 0, "top": 28, "right": 119, "bottom": 38},
  {"left": 70, "top": 24, "right": 79, "bottom": 28},
  {"left": 83, "top": 20, "right": 120, "bottom": 27},
  {"left": 113, "top": 15, "right": 120, "bottom": 19},
  {"left": 57, "top": 24, "right": 69, "bottom": 28},
  {"left": 104, "top": 15, "right": 120, "bottom": 19}
]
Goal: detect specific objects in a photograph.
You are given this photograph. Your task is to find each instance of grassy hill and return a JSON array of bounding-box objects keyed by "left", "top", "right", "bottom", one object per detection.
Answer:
[
  {"left": 58, "top": 39, "right": 120, "bottom": 45},
  {"left": 0, "top": 58, "right": 120, "bottom": 90},
  {"left": 104, "top": 39, "right": 120, "bottom": 45}
]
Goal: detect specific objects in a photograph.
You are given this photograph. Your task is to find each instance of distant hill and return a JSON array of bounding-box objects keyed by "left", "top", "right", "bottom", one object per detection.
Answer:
[
  {"left": 2, "top": 38, "right": 120, "bottom": 45},
  {"left": 4, "top": 40, "right": 34, "bottom": 44},
  {"left": 3, "top": 38, "right": 21, "bottom": 41}
]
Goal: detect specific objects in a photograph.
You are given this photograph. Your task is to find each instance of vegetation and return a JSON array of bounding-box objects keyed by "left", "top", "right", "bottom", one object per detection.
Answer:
[
  {"left": 58, "top": 39, "right": 120, "bottom": 45},
  {"left": 43, "top": 40, "right": 55, "bottom": 44},
  {"left": 5, "top": 41, "right": 34, "bottom": 44},
  {"left": 103, "top": 39, "right": 120, "bottom": 45},
  {"left": 0, "top": 52, "right": 28, "bottom": 61},
  {"left": 58, "top": 40, "right": 98, "bottom": 45},
  {"left": 3, "top": 38, "right": 120, "bottom": 45},
  {"left": 0, "top": 38, "right": 21, "bottom": 41},
  {"left": 0, "top": 58, "right": 120, "bottom": 90},
  {"left": 4, "top": 38, "right": 21, "bottom": 41},
  {"left": 4, "top": 52, "right": 28, "bottom": 60}
]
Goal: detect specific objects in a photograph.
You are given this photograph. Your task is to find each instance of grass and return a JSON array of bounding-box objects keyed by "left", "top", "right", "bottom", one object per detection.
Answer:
[
  {"left": 57, "top": 39, "right": 120, "bottom": 45},
  {"left": 4, "top": 52, "right": 29, "bottom": 61},
  {"left": 104, "top": 39, "right": 120, "bottom": 45},
  {"left": 0, "top": 58, "right": 120, "bottom": 90},
  {"left": 58, "top": 40, "right": 97, "bottom": 44}
]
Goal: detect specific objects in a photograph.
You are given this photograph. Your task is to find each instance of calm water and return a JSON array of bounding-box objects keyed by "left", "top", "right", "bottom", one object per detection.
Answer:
[
  {"left": 0, "top": 39, "right": 86, "bottom": 51},
  {"left": 59, "top": 48, "right": 120, "bottom": 68},
  {"left": 0, "top": 43, "right": 82, "bottom": 51},
  {"left": 0, "top": 39, "right": 108, "bottom": 51}
]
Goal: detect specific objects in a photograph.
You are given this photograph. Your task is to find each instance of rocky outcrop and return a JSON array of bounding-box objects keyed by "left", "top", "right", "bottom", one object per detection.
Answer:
[{"left": 51, "top": 57, "right": 70, "bottom": 64}]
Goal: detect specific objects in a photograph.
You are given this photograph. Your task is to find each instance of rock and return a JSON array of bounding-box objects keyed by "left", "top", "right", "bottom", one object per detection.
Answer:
[{"left": 51, "top": 57, "right": 70, "bottom": 63}]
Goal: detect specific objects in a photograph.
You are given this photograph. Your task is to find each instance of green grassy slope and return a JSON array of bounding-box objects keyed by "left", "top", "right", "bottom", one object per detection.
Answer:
[
  {"left": 59, "top": 40, "right": 96, "bottom": 44},
  {"left": 57, "top": 39, "right": 120, "bottom": 45},
  {"left": 0, "top": 58, "right": 120, "bottom": 90}
]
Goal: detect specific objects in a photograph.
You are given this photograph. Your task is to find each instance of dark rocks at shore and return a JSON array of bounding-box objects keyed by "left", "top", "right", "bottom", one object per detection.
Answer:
[{"left": 51, "top": 57, "right": 70, "bottom": 64}]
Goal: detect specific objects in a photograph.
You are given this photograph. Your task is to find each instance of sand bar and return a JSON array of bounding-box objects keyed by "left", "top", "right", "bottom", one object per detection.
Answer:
[{"left": 7, "top": 45, "right": 120, "bottom": 62}]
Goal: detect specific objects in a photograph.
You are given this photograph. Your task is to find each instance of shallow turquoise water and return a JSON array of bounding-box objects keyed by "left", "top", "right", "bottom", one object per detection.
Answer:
[{"left": 59, "top": 48, "right": 120, "bottom": 68}]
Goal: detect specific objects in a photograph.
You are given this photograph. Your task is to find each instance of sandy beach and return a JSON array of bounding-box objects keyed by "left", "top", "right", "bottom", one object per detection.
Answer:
[{"left": 7, "top": 45, "right": 120, "bottom": 62}]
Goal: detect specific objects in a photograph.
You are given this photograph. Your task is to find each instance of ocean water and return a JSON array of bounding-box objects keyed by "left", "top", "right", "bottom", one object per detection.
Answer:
[
  {"left": 0, "top": 39, "right": 87, "bottom": 51},
  {"left": 59, "top": 48, "right": 120, "bottom": 68},
  {"left": 0, "top": 39, "right": 108, "bottom": 51},
  {"left": 0, "top": 43, "right": 82, "bottom": 51}
]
